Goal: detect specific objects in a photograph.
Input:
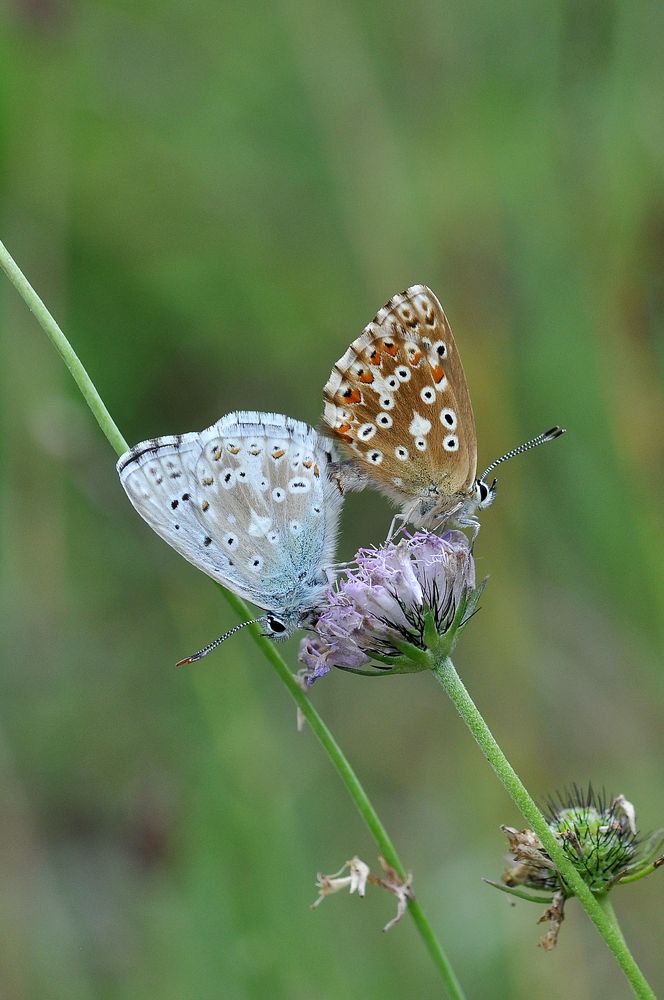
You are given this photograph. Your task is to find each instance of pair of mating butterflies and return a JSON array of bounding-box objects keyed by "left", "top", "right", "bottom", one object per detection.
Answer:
[{"left": 117, "top": 285, "right": 563, "bottom": 662}]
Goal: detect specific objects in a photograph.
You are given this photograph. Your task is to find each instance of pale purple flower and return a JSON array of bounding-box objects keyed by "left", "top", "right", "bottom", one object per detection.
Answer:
[{"left": 299, "top": 530, "right": 477, "bottom": 683}]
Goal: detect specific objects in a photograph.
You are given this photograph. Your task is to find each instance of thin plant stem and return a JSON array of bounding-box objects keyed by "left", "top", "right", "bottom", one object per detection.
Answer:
[
  {"left": 0, "top": 239, "right": 128, "bottom": 456},
  {"left": 431, "top": 654, "right": 655, "bottom": 1000},
  {"left": 221, "top": 587, "right": 465, "bottom": 998},
  {"left": 1, "top": 238, "right": 466, "bottom": 1000},
  {"left": 596, "top": 894, "right": 629, "bottom": 949}
]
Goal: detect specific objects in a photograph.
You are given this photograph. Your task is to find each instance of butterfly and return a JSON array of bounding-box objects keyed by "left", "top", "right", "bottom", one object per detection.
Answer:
[
  {"left": 323, "top": 284, "right": 564, "bottom": 532},
  {"left": 117, "top": 411, "right": 344, "bottom": 663}
]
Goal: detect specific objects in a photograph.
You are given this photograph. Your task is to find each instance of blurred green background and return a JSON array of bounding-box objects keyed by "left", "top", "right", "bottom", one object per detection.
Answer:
[{"left": 1, "top": 2, "right": 663, "bottom": 998}]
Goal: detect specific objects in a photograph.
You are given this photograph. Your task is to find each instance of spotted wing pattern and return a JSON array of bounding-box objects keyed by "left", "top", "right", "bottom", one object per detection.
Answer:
[
  {"left": 117, "top": 412, "right": 343, "bottom": 618},
  {"left": 323, "top": 285, "right": 477, "bottom": 513}
]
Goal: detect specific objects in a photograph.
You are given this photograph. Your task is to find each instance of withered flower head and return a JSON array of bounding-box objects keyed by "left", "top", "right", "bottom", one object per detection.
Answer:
[{"left": 487, "top": 785, "right": 664, "bottom": 950}]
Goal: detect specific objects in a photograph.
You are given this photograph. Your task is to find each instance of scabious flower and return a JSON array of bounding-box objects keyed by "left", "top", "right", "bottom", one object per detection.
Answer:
[
  {"left": 299, "top": 530, "right": 480, "bottom": 684},
  {"left": 487, "top": 785, "right": 664, "bottom": 950}
]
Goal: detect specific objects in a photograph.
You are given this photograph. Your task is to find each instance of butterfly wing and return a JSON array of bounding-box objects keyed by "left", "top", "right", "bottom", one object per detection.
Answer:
[
  {"left": 323, "top": 285, "right": 477, "bottom": 511},
  {"left": 117, "top": 411, "right": 343, "bottom": 616}
]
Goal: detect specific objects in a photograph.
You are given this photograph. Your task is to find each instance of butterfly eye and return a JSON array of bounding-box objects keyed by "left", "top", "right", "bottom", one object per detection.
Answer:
[{"left": 266, "top": 616, "right": 287, "bottom": 635}]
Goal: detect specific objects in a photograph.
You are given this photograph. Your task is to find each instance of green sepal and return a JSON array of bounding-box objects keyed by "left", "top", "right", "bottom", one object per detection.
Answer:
[
  {"left": 482, "top": 878, "right": 554, "bottom": 905},
  {"left": 351, "top": 648, "right": 429, "bottom": 677},
  {"left": 635, "top": 828, "right": 664, "bottom": 866},
  {"left": 422, "top": 608, "right": 440, "bottom": 650},
  {"left": 460, "top": 577, "right": 488, "bottom": 628},
  {"left": 333, "top": 663, "right": 399, "bottom": 678},
  {"left": 391, "top": 639, "right": 433, "bottom": 670},
  {"left": 615, "top": 830, "right": 664, "bottom": 885}
]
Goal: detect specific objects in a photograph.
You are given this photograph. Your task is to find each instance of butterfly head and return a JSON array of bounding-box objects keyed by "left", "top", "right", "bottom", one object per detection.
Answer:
[
  {"left": 261, "top": 609, "right": 304, "bottom": 641},
  {"left": 407, "top": 477, "right": 496, "bottom": 531},
  {"left": 470, "top": 476, "right": 498, "bottom": 510}
]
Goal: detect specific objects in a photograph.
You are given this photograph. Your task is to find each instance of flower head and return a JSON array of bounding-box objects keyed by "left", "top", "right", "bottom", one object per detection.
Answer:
[
  {"left": 299, "top": 530, "right": 479, "bottom": 683},
  {"left": 487, "top": 784, "right": 664, "bottom": 950}
]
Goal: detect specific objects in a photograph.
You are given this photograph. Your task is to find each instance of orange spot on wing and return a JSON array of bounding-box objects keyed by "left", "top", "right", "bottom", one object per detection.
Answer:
[
  {"left": 358, "top": 370, "right": 374, "bottom": 383},
  {"left": 410, "top": 350, "right": 423, "bottom": 365},
  {"left": 431, "top": 365, "right": 446, "bottom": 384},
  {"left": 369, "top": 348, "right": 381, "bottom": 365},
  {"left": 303, "top": 459, "right": 312, "bottom": 469},
  {"left": 382, "top": 341, "right": 398, "bottom": 356},
  {"left": 272, "top": 449, "right": 286, "bottom": 459},
  {"left": 202, "top": 500, "right": 209, "bottom": 512},
  {"left": 342, "top": 387, "right": 362, "bottom": 404},
  {"left": 337, "top": 422, "right": 352, "bottom": 434},
  {"left": 228, "top": 446, "right": 240, "bottom": 455},
  {"left": 212, "top": 446, "right": 222, "bottom": 461},
  {"left": 313, "top": 464, "right": 320, "bottom": 477}
]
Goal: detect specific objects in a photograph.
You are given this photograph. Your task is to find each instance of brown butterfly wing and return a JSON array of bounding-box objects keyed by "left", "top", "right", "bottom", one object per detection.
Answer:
[{"left": 323, "top": 285, "right": 477, "bottom": 509}]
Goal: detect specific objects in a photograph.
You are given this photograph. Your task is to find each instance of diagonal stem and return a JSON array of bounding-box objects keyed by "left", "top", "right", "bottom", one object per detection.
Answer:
[
  {"left": 0, "top": 239, "right": 128, "bottom": 456},
  {"left": 1, "top": 237, "right": 466, "bottom": 1000},
  {"left": 431, "top": 654, "right": 655, "bottom": 1000}
]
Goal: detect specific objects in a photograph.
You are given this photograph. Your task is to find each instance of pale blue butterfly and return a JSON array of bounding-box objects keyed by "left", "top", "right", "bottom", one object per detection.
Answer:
[{"left": 117, "top": 411, "right": 344, "bottom": 664}]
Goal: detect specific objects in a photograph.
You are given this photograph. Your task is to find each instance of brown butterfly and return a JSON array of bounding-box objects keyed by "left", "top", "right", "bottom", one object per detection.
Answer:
[{"left": 323, "top": 284, "right": 563, "bottom": 533}]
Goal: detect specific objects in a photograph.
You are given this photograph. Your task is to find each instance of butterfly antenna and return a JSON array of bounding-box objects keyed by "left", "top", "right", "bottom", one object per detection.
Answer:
[
  {"left": 176, "top": 618, "right": 264, "bottom": 667},
  {"left": 479, "top": 426, "right": 565, "bottom": 482}
]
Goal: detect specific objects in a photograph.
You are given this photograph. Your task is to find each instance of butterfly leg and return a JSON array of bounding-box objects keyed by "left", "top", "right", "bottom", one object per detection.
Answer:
[
  {"left": 448, "top": 512, "right": 481, "bottom": 544},
  {"left": 385, "top": 512, "right": 408, "bottom": 543}
]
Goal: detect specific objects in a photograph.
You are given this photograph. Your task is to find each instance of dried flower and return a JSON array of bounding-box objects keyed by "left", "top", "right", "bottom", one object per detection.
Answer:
[
  {"left": 311, "top": 857, "right": 370, "bottom": 909},
  {"left": 486, "top": 785, "right": 664, "bottom": 949},
  {"left": 299, "top": 530, "right": 480, "bottom": 683},
  {"left": 372, "top": 856, "right": 414, "bottom": 933},
  {"left": 311, "top": 855, "right": 414, "bottom": 933}
]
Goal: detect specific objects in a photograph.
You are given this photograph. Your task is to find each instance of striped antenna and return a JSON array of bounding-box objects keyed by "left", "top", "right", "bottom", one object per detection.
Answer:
[
  {"left": 479, "top": 426, "right": 565, "bottom": 482},
  {"left": 176, "top": 618, "right": 264, "bottom": 666}
]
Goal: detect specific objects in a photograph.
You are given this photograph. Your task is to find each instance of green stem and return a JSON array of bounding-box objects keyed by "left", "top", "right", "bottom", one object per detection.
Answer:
[
  {"left": 596, "top": 894, "right": 629, "bottom": 950},
  {"left": 431, "top": 655, "right": 655, "bottom": 1000},
  {"left": 1, "top": 238, "right": 466, "bottom": 1000},
  {"left": 0, "top": 239, "right": 128, "bottom": 456},
  {"left": 221, "top": 589, "right": 465, "bottom": 999}
]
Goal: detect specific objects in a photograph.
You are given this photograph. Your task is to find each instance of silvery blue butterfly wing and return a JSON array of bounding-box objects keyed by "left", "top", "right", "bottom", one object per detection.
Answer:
[{"left": 117, "top": 411, "right": 344, "bottom": 652}]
